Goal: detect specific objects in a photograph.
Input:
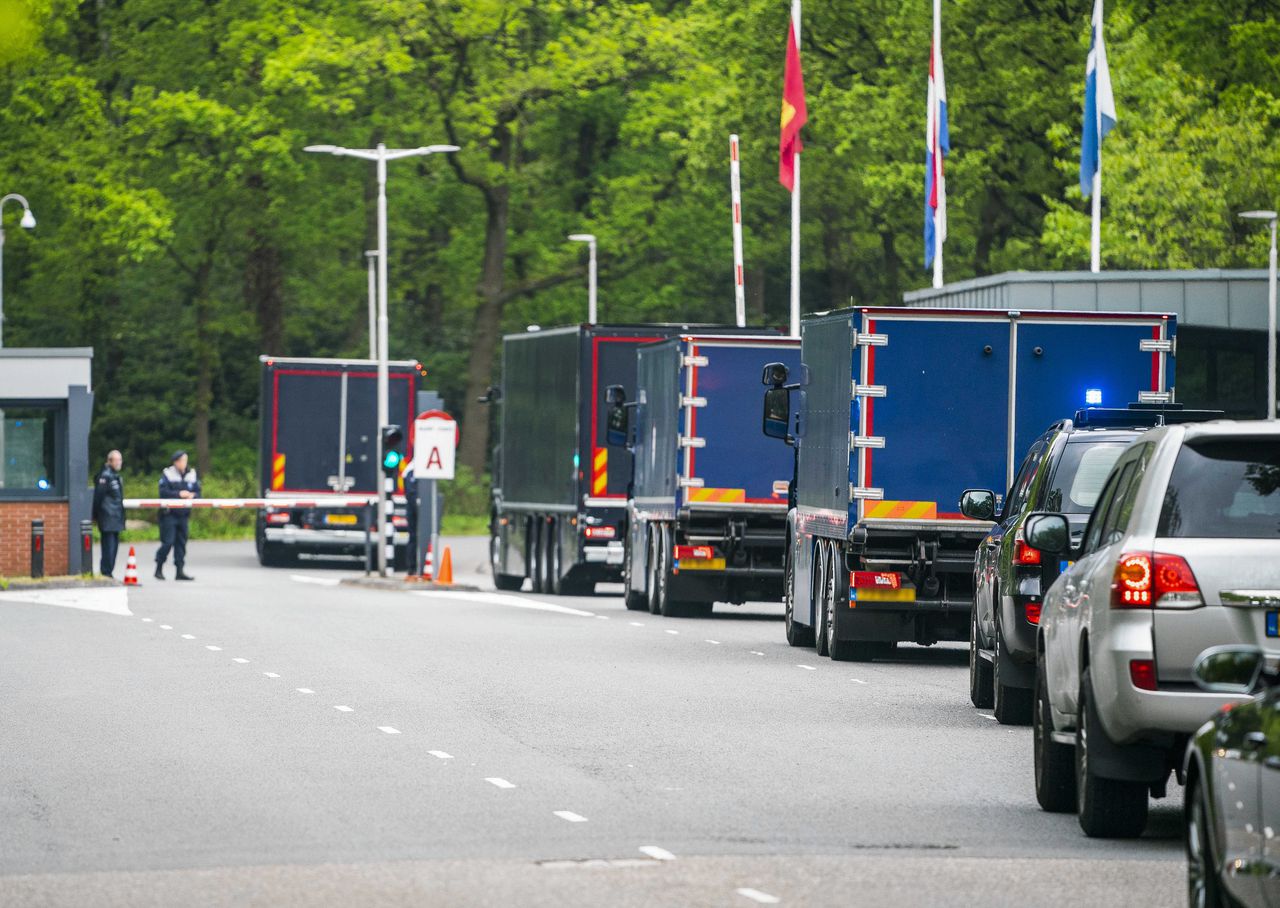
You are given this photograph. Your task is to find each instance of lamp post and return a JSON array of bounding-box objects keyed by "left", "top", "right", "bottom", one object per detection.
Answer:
[
  {"left": 1241, "top": 209, "right": 1278, "bottom": 420},
  {"left": 0, "top": 193, "right": 37, "bottom": 348},
  {"left": 365, "top": 250, "right": 377, "bottom": 361},
  {"left": 303, "top": 143, "right": 459, "bottom": 573},
  {"left": 568, "top": 234, "right": 597, "bottom": 324}
]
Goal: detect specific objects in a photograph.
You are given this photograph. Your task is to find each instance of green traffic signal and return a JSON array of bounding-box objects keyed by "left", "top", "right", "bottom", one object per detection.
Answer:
[{"left": 382, "top": 449, "right": 403, "bottom": 470}]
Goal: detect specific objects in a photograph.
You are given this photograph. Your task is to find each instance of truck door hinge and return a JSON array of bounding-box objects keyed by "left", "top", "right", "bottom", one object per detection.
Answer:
[
  {"left": 1139, "top": 337, "right": 1176, "bottom": 354},
  {"left": 850, "top": 433, "right": 885, "bottom": 449},
  {"left": 681, "top": 395, "right": 707, "bottom": 408},
  {"left": 851, "top": 382, "right": 887, "bottom": 398},
  {"left": 679, "top": 436, "right": 706, "bottom": 448},
  {"left": 850, "top": 485, "right": 884, "bottom": 500}
]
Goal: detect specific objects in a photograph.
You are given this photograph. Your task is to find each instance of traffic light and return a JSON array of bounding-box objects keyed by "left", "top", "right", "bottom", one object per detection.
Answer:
[{"left": 380, "top": 424, "right": 405, "bottom": 476}]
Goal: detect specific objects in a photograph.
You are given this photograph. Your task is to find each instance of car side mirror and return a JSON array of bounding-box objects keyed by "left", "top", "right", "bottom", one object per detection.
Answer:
[
  {"left": 1024, "top": 512, "right": 1070, "bottom": 555},
  {"left": 959, "top": 489, "right": 997, "bottom": 521},
  {"left": 605, "top": 384, "right": 629, "bottom": 447},
  {"left": 762, "top": 387, "right": 790, "bottom": 440},
  {"left": 1193, "top": 645, "right": 1266, "bottom": 694}
]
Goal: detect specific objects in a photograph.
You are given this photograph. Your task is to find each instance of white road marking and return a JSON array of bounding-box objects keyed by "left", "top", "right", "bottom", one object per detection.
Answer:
[
  {"left": 141, "top": 618, "right": 153, "bottom": 623},
  {"left": 378, "top": 726, "right": 401, "bottom": 735},
  {"left": 595, "top": 615, "right": 610, "bottom": 620},
  {"left": 639, "top": 846, "right": 676, "bottom": 861},
  {"left": 850, "top": 678, "right": 867, "bottom": 684},
  {"left": 0, "top": 587, "right": 131, "bottom": 617},
  {"left": 428, "top": 751, "right": 453, "bottom": 760},
  {"left": 706, "top": 640, "right": 721, "bottom": 645},
  {"left": 334, "top": 705, "right": 353, "bottom": 712},
  {"left": 413, "top": 590, "right": 595, "bottom": 618},
  {"left": 296, "top": 688, "right": 314, "bottom": 694},
  {"left": 553, "top": 810, "right": 588, "bottom": 823},
  {"left": 263, "top": 672, "right": 280, "bottom": 678},
  {"left": 181, "top": 634, "right": 196, "bottom": 640},
  {"left": 980, "top": 714, "right": 997, "bottom": 721},
  {"left": 737, "top": 888, "right": 781, "bottom": 904},
  {"left": 486, "top": 777, "right": 516, "bottom": 789},
  {"left": 666, "top": 629, "right": 680, "bottom": 635},
  {"left": 205, "top": 645, "right": 222, "bottom": 651},
  {"left": 289, "top": 574, "right": 342, "bottom": 587},
  {"left": 160, "top": 625, "right": 173, "bottom": 630},
  {"left": 797, "top": 664, "right": 816, "bottom": 671},
  {"left": 232, "top": 658, "right": 249, "bottom": 664},
  {"left": 629, "top": 621, "right": 645, "bottom": 627},
  {"left": 750, "top": 651, "right": 765, "bottom": 656}
]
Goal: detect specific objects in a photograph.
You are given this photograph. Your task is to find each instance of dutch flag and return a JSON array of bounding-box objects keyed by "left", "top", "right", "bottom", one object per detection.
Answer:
[
  {"left": 924, "top": 3, "right": 948, "bottom": 272},
  {"left": 1080, "top": 0, "right": 1117, "bottom": 197}
]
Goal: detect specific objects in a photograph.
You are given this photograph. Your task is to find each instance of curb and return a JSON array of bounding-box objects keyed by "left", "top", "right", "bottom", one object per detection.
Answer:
[
  {"left": 338, "top": 577, "right": 481, "bottom": 593},
  {"left": 1, "top": 577, "right": 119, "bottom": 592}
]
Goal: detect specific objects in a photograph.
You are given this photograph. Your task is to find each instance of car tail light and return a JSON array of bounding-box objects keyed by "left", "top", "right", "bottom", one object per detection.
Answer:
[
  {"left": 1129, "top": 659, "right": 1157, "bottom": 691},
  {"left": 392, "top": 515, "right": 408, "bottom": 529},
  {"left": 1111, "top": 552, "right": 1203, "bottom": 609},
  {"left": 1024, "top": 602, "right": 1042, "bottom": 625},
  {"left": 584, "top": 526, "right": 616, "bottom": 540},
  {"left": 1014, "top": 538, "right": 1041, "bottom": 566},
  {"left": 266, "top": 511, "right": 290, "bottom": 525}
]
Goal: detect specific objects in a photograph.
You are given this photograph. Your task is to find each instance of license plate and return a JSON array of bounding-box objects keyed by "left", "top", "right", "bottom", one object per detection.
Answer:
[
  {"left": 851, "top": 587, "right": 916, "bottom": 604},
  {"left": 675, "top": 557, "right": 726, "bottom": 571},
  {"left": 1268, "top": 611, "right": 1279, "bottom": 638},
  {"left": 326, "top": 514, "right": 358, "bottom": 526}
]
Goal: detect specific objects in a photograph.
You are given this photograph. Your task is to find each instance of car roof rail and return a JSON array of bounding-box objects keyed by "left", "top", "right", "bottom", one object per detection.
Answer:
[{"left": 1072, "top": 403, "right": 1226, "bottom": 428}]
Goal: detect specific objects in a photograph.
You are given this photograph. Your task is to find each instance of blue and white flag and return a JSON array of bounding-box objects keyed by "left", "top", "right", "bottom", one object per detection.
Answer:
[
  {"left": 923, "top": 2, "right": 948, "bottom": 271},
  {"left": 1080, "top": 0, "right": 1116, "bottom": 197}
]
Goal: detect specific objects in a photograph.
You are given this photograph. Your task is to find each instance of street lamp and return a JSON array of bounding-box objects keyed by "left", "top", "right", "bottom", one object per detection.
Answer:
[
  {"left": 0, "top": 193, "right": 37, "bottom": 348},
  {"left": 1240, "top": 209, "right": 1278, "bottom": 420},
  {"left": 568, "top": 234, "right": 597, "bottom": 324},
  {"left": 304, "top": 143, "right": 459, "bottom": 573},
  {"left": 365, "top": 250, "right": 377, "bottom": 361}
]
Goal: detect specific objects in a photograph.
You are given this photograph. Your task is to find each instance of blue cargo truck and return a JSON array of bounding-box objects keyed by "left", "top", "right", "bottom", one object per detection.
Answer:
[
  {"left": 761, "top": 307, "right": 1176, "bottom": 660},
  {"left": 606, "top": 334, "right": 801, "bottom": 616}
]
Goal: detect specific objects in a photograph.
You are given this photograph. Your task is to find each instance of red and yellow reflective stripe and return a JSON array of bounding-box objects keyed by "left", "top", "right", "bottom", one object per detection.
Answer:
[
  {"left": 270, "top": 453, "right": 286, "bottom": 490},
  {"left": 686, "top": 487, "right": 747, "bottom": 504},
  {"left": 862, "top": 500, "right": 937, "bottom": 520},
  {"left": 592, "top": 447, "right": 608, "bottom": 496}
]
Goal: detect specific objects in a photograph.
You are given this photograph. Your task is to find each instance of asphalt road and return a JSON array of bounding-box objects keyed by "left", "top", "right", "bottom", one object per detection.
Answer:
[{"left": 0, "top": 538, "right": 1185, "bottom": 907}]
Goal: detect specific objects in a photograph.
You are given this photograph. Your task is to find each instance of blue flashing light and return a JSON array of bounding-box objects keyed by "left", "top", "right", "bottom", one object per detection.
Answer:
[{"left": 1085, "top": 388, "right": 1103, "bottom": 405}]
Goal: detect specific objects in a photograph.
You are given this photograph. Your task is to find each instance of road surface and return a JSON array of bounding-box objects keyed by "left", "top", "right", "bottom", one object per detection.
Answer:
[{"left": 0, "top": 539, "right": 1184, "bottom": 906}]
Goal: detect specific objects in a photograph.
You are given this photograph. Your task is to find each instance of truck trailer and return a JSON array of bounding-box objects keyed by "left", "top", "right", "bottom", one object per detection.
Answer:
[
  {"left": 488, "top": 324, "right": 772, "bottom": 595},
  {"left": 762, "top": 307, "right": 1176, "bottom": 660},
  {"left": 608, "top": 334, "right": 800, "bottom": 616},
  {"left": 256, "top": 356, "right": 423, "bottom": 567}
]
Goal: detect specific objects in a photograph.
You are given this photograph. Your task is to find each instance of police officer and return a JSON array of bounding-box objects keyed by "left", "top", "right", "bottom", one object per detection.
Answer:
[
  {"left": 156, "top": 450, "right": 200, "bottom": 580},
  {"left": 92, "top": 450, "right": 125, "bottom": 577}
]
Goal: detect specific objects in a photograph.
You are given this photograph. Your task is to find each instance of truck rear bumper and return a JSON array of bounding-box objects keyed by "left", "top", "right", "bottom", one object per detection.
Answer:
[
  {"left": 582, "top": 542, "right": 624, "bottom": 565},
  {"left": 265, "top": 527, "right": 408, "bottom": 548}
]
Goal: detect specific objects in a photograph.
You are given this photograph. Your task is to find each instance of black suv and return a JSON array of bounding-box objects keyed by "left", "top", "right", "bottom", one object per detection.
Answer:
[{"left": 960, "top": 410, "right": 1152, "bottom": 724}]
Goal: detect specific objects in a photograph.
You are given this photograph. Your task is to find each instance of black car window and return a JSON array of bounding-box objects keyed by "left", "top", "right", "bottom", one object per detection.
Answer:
[
  {"left": 1006, "top": 443, "right": 1044, "bottom": 518},
  {"left": 1104, "top": 443, "right": 1154, "bottom": 542},
  {"left": 1096, "top": 461, "right": 1139, "bottom": 547},
  {"left": 1083, "top": 460, "right": 1133, "bottom": 555},
  {"left": 1043, "top": 441, "right": 1129, "bottom": 513},
  {"left": 1158, "top": 438, "right": 1280, "bottom": 538}
]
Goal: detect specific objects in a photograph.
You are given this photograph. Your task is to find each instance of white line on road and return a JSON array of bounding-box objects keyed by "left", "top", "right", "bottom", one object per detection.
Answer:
[
  {"left": 629, "top": 621, "right": 645, "bottom": 626},
  {"left": 263, "top": 672, "right": 280, "bottom": 678},
  {"left": 980, "top": 714, "right": 997, "bottom": 721},
  {"left": 141, "top": 618, "right": 153, "bottom": 623},
  {"left": 595, "top": 615, "right": 609, "bottom": 620},
  {"left": 413, "top": 590, "right": 595, "bottom": 618},
  {"left": 378, "top": 726, "right": 401, "bottom": 735},
  {"left": 296, "top": 688, "right": 314, "bottom": 694},
  {"left": 797, "top": 664, "right": 816, "bottom": 671},
  {"left": 850, "top": 678, "right": 867, "bottom": 684},
  {"left": 159, "top": 625, "right": 172, "bottom": 630},
  {"left": 706, "top": 640, "right": 721, "bottom": 645},
  {"left": 232, "top": 658, "right": 249, "bottom": 664},
  {"left": 736, "top": 888, "right": 781, "bottom": 904},
  {"left": 289, "top": 574, "right": 342, "bottom": 587},
  {"left": 486, "top": 778, "right": 516, "bottom": 789},
  {"left": 553, "top": 811, "right": 588, "bottom": 823},
  {"left": 428, "top": 751, "right": 453, "bottom": 760},
  {"left": 639, "top": 846, "right": 676, "bottom": 861},
  {"left": 750, "top": 651, "right": 765, "bottom": 656},
  {"left": 205, "top": 645, "right": 222, "bottom": 651},
  {"left": 666, "top": 630, "right": 680, "bottom": 635},
  {"left": 181, "top": 634, "right": 195, "bottom": 640},
  {"left": 334, "top": 705, "right": 353, "bottom": 712}
]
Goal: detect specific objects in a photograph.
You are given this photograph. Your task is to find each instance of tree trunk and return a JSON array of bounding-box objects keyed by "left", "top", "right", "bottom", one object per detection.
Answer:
[
  {"left": 189, "top": 239, "right": 216, "bottom": 478},
  {"left": 823, "top": 210, "right": 853, "bottom": 310},
  {"left": 245, "top": 233, "right": 284, "bottom": 355}
]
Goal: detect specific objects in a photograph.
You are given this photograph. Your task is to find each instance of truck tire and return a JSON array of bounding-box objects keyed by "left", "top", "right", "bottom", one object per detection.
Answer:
[
  {"left": 530, "top": 518, "right": 546, "bottom": 594},
  {"left": 1034, "top": 655, "right": 1075, "bottom": 813},
  {"left": 652, "top": 526, "right": 671, "bottom": 616},
  {"left": 993, "top": 623, "right": 1033, "bottom": 725},
  {"left": 813, "top": 544, "right": 830, "bottom": 657},
  {"left": 1076, "top": 668, "right": 1149, "bottom": 838},
  {"left": 623, "top": 530, "right": 647, "bottom": 610},
  {"left": 257, "top": 542, "right": 294, "bottom": 568},
  {"left": 490, "top": 532, "right": 523, "bottom": 591},
  {"left": 547, "top": 518, "right": 564, "bottom": 595},
  {"left": 783, "top": 542, "right": 814, "bottom": 647},
  {"left": 647, "top": 528, "right": 662, "bottom": 615},
  {"left": 826, "top": 543, "right": 859, "bottom": 662},
  {"left": 969, "top": 607, "right": 994, "bottom": 708}
]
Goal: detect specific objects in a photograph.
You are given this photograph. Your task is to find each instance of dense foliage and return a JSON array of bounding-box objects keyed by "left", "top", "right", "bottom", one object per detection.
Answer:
[{"left": 1, "top": 0, "right": 1277, "bottom": 479}]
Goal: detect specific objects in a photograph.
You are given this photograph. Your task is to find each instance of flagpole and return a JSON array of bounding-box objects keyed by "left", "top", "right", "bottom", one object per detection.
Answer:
[
  {"left": 730, "top": 134, "right": 747, "bottom": 327},
  {"left": 932, "top": 0, "right": 944, "bottom": 289},
  {"left": 1091, "top": 169, "right": 1102, "bottom": 273},
  {"left": 789, "top": 0, "right": 801, "bottom": 338}
]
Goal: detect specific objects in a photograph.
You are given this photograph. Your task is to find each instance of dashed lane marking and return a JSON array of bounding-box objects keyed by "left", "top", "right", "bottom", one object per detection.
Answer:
[
  {"left": 141, "top": 618, "right": 153, "bottom": 623},
  {"left": 378, "top": 726, "right": 401, "bottom": 735},
  {"left": 850, "top": 678, "right": 867, "bottom": 684},
  {"left": 666, "top": 630, "right": 680, "bottom": 635},
  {"left": 639, "top": 846, "right": 676, "bottom": 861},
  {"left": 750, "top": 651, "right": 765, "bottom": 656},
  {"left": 413, "top": 590, "right": 595, "bottom": 618},
  {"left": 629, "top": 622, "right": 645, "bottom": 627},
  {"left": 706, "top": 640, "right": 721, "bottom": 645},
  {"left": 428, "top": 751, "right": 453, "bottom": 760},
  {"left": 159, "top": 625, "right": 173, "bottom": 630},
  {"left": 181, "top": 634, "right": 196, "bottom": 640},
  {"left": 334, "top": 705, "right": 353, "bottom": 713},
  {"left": 595, "top": 615, "right": 610, "bottom": 620},
  {"left": 205, "top": 645, "right": 222, "bottom": 651},
  {"left": 553, "top": 811, "right": 588, "bottom": 823},
  {"left": 296, "top": 688, "right": 314, "bottom": 694},
  {"left": 289, "top": 575, "right": 341, "bottom": 587},
  {"left": 736, "top": 888, "right": 781, "bottom": 904},
  {"left": 263, "top": 672, "right": 280, "bottom": 679},
  {"left": 980, "top": 714, "right": 997, "bottom": 721},
  {"left": 232, "top": 658, "right": 249, "bottom": 664},
  {"left": 485, "top": 778, "right": 516, "bottom": 789},
  {"left": 797, "top": 664, "right": 816, "bottom": 671}
]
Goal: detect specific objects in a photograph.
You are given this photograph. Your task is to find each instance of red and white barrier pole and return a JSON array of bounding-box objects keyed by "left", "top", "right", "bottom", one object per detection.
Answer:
[
  {"left": 729, "top": 134, "right": 746, "bottom": 328},
  {"left": 122, "top": 496, "right": 406, "bottom": 510}
]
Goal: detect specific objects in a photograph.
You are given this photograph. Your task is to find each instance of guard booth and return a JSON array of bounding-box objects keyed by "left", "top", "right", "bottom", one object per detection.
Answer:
[
  {"left": 903, "top": 269, "right": 1276, "bottom": 418},
  {"left": 0, "top": 348, "right": 93, "bottom": 577}
]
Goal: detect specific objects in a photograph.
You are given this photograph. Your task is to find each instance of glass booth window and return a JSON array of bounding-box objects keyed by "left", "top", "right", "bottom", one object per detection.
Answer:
[{"left": 0, "top": 405, "right": 60, "bottom": 494}]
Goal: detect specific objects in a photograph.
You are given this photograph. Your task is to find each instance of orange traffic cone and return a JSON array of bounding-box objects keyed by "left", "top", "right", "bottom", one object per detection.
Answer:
[
  {"left": 421, "top": 543, "right": 434, "bottom": 582},
  {"left": 437, "top": 547, "right": 453, "bottom": 585},
  {"left": 123, "top": 547, "right": 141, "bottom": 586}
]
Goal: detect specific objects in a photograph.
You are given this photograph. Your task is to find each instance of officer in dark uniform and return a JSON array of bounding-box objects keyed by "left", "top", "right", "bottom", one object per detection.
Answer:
[
  {"left": 92, "top": 450, "right": 125, "bottom": 577},
  {"left": 156, "top": 450, "right": 200, "bottom": 580}
]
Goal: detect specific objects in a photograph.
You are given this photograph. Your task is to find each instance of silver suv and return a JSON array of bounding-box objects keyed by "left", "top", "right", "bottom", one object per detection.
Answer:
[{"left": 1024, "top": 420, "right": 1280, "bottom": 838}]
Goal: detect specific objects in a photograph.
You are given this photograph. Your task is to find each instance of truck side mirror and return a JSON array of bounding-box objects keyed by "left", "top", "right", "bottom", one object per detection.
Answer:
[
  {"left": 959, "top": 489, "right": 997, "bottom": 521},
  {"left": 605, "top": 384, "right": 629, "bottom": 447},
  {"left": 1024, "top": 512, "right": 1070, "bottom": 554},
  {"left": 763, "top": 387, "right": 790, "bottom": 439},
  {"left": 762, "top": 362, "right": 790, "bottom": 387}
]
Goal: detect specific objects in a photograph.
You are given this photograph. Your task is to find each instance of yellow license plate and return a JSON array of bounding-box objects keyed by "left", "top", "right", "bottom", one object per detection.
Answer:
[
  {"left": 851, "top": 587, "right": 916, "bottom": 603},
  {"left": 326, "top": 514, "right": 358, "bottom": 526},
  {"left": 677, "top": 558, "right": 726, "bottom": 571}
]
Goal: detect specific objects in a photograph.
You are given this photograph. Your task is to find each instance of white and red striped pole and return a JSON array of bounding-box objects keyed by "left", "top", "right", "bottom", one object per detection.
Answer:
[{"left": 729, "top": 134, "right": 746, "bottom": 327}]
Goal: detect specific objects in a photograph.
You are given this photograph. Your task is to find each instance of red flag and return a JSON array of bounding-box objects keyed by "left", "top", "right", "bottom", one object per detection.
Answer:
[{"left": 778, "top": 18, "right": 807, "bottom": 191}]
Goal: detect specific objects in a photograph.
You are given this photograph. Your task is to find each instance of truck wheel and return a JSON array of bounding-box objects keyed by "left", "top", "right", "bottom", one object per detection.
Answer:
[
  {"left": 1034, "top": 654, "right": 1075, "bottom": 813},
  {"left": 547, "top": 518, "right": 564, "bottom": 595},
  {"left": 530, "top": 518, "right": 546, "bottom": 594},
  {"left": 490, "top": 532, "right": 523, "bottom": 591},
  {"left": 1076, "top": 668, "right": 1149, "bottom": 838},
  {"left": 653, "top": 526, "right": 672, "bottom": 616},
  {"left": 783, "top": 543, "right": 814, "bottom": 647},
  {"left": 968, "top": 608, "right": 994, "bottom": 708},
  {"left": 647, "top": 528, "right": 661, "bottom": 615},
  {"left": 813, "top": 544, "right": 830, "bottom": 657},
  {"left": 993, "top": 624, "right": 1033, "bottom": 725},
  {"left": 623, "top": 531, "right": 647, "bottom": 610}
]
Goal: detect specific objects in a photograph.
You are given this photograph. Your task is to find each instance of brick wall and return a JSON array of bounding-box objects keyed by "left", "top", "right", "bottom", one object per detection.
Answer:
[{"left": 0, "top": 502, "right": 70, "bottom": 577}]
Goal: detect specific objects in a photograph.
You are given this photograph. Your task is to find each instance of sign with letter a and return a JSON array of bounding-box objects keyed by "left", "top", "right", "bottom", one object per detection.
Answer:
[{"left": 413, "top": 411, "right": 457, "bottom": 480}]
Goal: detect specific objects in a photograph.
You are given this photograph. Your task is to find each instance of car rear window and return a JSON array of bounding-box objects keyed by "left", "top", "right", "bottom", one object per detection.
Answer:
[
  {"left": 1045, "top": 442, "right": 1128, "bottom": 513},
  {"left": 1158, "top": 439, "right": 1280, "bottom": 538}
]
